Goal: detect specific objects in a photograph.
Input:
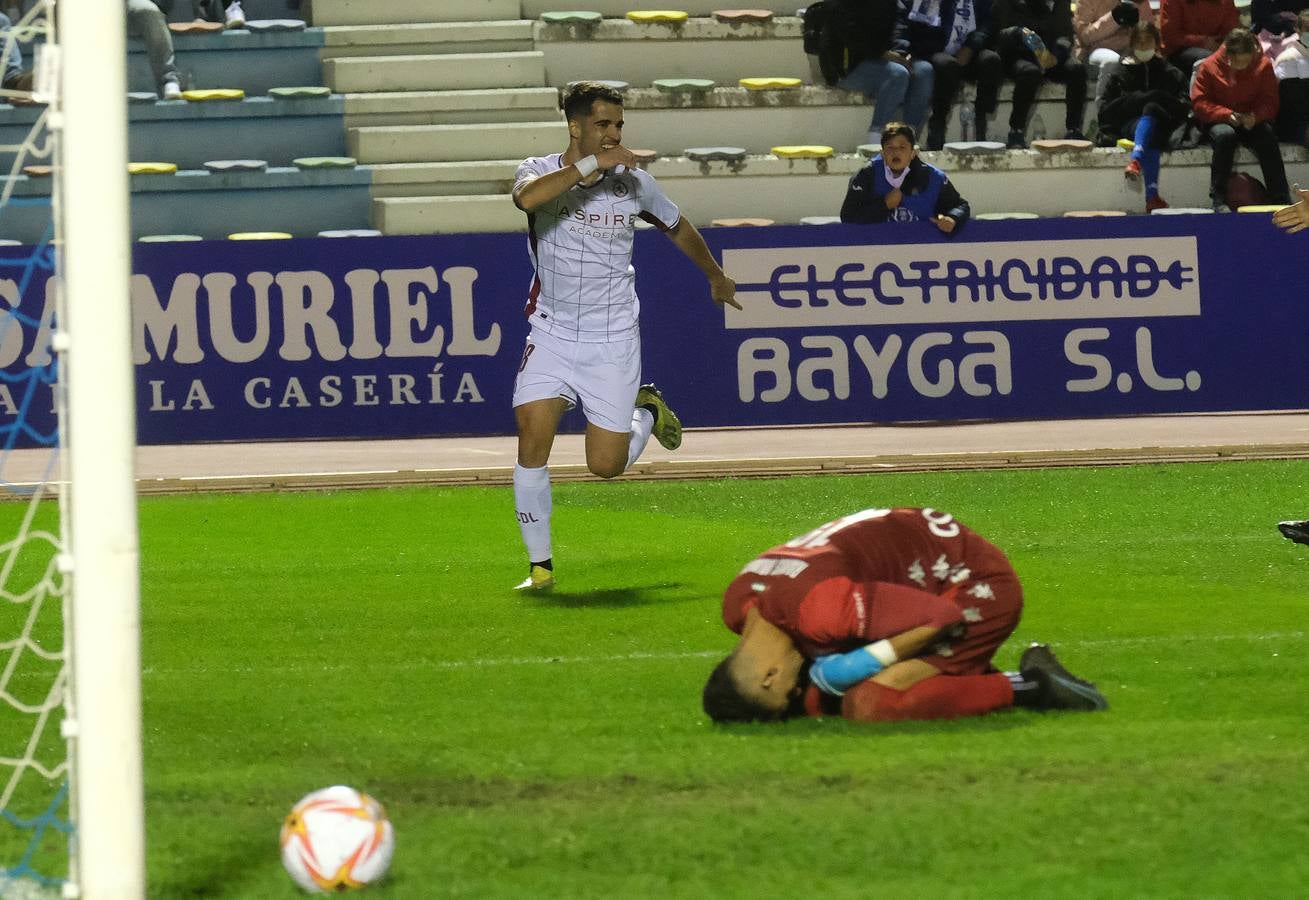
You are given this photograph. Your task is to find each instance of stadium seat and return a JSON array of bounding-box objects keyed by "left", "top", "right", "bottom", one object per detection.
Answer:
[
  {"left": 711, "top": 217, "right": 774, "bottom": 225},
  {"left": 138, "top": 234, "right": 205, "bottom": 242},
  {"left": 652, "top": 78, "right": 716, "bottom": 93},
  {"left": 268, "top": 86, "right": 333, "bottom": 100},
  {"left": 1117, "top": 138, "right": 1135, "bottom": 151},
  {"left": 627, "top": 11, "right": 692, "bottom": 23},
  {"left": 169, "top": 21, "right": 224, "bottom": 34},
  {"left": 684, "top": 146, "right": 747, "bottom": 162},
  {"left": 857, "top": 143, "right": 879, "bottom": 158},
  {"left": 228, "top": 231, "right": 295, "bottom": 240},
  {"left": 975, "top": 212, "right": 1039, "bottom": 219},
  {"left": 540, "top": 11, "right": 604, "bottom": 25},
  {"left": 127, "top": 92, "right": 159, "bottom": 104},
  {"left": 183, "top": 89, "right": 246, "bottom": 102},
  {"left": 1236, "top": 204, "right": 1287, "bottom": 213},
  {"left": 738, "top": 77, "right": 801, "bottom": 90},
  {"left": 1149, "top": 207, "right": 1215, "bottom": 215},
  {"left": 1030, "top": 138, "right": 1093, "bottom": 153},
  {"left": 245, "top": 20, "right": 308, "bottom": 33},
  {"left": 800, "top": 215, "right": 842, "bottom": 224},
  {"left": 1063, "top": 209, "right": 1127, "bottom": 217},
  {"left": 0, "top": 239, "right": 23, "bottom": 246},
  {"left": 941, "top": 141, "right": 1007, "bottom": 154},
  {"left": 204, "top": 160, "right": 270, "bottom": 173},
  {"left": 318, "top": 229, "right": 384, "bottom": 237},
  {"left": 629, "top": 148, "right": 660, "bottom": 164},
  {"left": 771, "top": 145, "right": 834, "bottom": 159},
  {"left": 128, "top": 162, "right": 179, "bottom": 175},
  {"left": 22, "top": 165, "right": 52, "bottom": 178},
  {"left": 293, "top": 156, "right": 359, "bottom": 169},
  {"left": 712, "top": 9, "right": 775, "bottom": 23}
]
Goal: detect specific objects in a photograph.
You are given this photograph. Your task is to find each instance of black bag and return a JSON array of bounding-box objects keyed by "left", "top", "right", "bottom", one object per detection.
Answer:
[{"left": 802, "top": 1, "right": 852, "bottom": 86}]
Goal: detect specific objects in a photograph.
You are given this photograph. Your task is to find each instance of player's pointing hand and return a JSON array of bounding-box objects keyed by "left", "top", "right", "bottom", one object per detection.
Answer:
[{"left": 711, "top": 273, "right": 741, "bottom": 310}]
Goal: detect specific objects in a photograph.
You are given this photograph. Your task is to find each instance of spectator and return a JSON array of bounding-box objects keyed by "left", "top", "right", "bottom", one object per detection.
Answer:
[
  {"left": 0, "top": 11, "right": 31, "bottom": 95},
  {"left": 1098, "top": 23, "right": 1190, "bottom": 211},
  {"left": 1251, "top": 0, "right": 1308, "bottom": 35},
  {"left": 1192, "top": 28, "right": 1290, "bottom": 210},
  {"left": 127, "top": 0, "right": 183, "bottom": 99},
  {"left": 840, "top": 121, "right": 971, "bottom": 231},
  {"left": 1273, "top": 9, "right": 1309, "bottom": 144},
  {"left": 1159, "top": 0, "right": 1239, "bottom": 78},
  {"left": 1075, "top": 0, "right": 1155, "bottom": 104},
  {"left": 190, "top": 0, "right": 246, "bottom": 30},
  {"left": 991, "top": 0, "right": 1088, "bottom": 147},
  {"left": 830, "top": 0, "right": 935, "bottom": 141},
  {"left": 898, "top": 0, "right": 1005, "bottom": 149}
]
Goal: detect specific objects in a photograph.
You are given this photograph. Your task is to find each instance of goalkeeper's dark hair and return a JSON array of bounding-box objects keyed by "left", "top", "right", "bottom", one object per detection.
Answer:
[
  {"left": 702, "top": 654, "right": 781, "bottom": 723},
  {"left": 561, "top": 81, "right": 625, "bottom": 122}
]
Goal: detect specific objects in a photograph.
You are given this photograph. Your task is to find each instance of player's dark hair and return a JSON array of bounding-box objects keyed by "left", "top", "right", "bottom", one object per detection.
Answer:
[
  {"left": 1222, "top": 28, "right": 1257, "bottom": 54},
  {"left": 702, "top": 655, "right": 784, "bottom": 723},
  {"left": 561, "top": 82, "right": 625, "bottom": 122},
  {"left": 880, "top": 121, "right": 916, "bottom": 147}
]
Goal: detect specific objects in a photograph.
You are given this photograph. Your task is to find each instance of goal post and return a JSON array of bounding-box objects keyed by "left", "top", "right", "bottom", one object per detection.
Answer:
[{"left": 57, "top": 0, "right": 145, "bottom": 897}]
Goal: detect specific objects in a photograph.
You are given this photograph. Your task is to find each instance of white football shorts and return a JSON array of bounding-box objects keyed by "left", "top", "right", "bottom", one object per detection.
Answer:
[{"left": 512, "top": 328, "right": 641, "bottom": 434}]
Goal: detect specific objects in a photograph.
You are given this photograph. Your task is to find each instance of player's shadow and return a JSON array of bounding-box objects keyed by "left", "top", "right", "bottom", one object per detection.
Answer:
[{"left": 538, "top": 581, "right": 689, "bottom": 608}]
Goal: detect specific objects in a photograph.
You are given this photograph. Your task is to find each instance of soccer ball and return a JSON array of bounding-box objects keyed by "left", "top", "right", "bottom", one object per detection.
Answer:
[{"left": 279, "top": 785, "right": 395, "bottom": 893}]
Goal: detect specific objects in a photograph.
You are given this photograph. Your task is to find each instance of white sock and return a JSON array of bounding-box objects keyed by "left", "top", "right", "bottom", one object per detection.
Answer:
[
  {"left": 626, "top": 407, "right": 654, "bottom": 469},
  {"left": 513, "top": 463, "right": 552, "bottom": 564}
]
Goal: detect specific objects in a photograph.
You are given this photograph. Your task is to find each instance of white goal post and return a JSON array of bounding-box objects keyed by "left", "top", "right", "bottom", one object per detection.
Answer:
[{"left": 57, "top": 1, "right": 145, "bottom": 898}]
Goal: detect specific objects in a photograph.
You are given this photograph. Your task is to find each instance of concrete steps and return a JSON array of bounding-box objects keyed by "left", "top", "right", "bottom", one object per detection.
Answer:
[
  {"left": 319, "top": 21, "right": 534, "bottom": 59},
  {"left": 373, "top": 193, "right": 524, "bottom": 235},
  {"left": 343, "top": 87, "right": 560, "bottom": 128},
  {"left": 520, "top": 0, "right": 799, "bottom": 15},
  {"left": 349, "top": 120, "right": 567, "bottom": 165},
  {"left": 310, "top": 0, "right": 520, "bottom": 26},
  {"left": 323, "top": 51, "right": 545, "bottom": 92}
]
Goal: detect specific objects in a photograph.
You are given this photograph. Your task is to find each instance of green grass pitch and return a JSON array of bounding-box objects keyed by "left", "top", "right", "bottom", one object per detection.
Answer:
[{"left": 5, "top": 459, "right": 1309, "bottom": 897}]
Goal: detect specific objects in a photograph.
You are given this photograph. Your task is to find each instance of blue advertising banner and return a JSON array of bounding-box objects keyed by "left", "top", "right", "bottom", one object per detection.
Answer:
[{"left": 0, "top": 213, "right": 1306, "bottom": 447}]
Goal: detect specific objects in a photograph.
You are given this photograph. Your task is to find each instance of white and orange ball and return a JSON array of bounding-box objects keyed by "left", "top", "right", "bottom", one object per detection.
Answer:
[{"left": 279, "top": 785, "right": 394, "bottom": 893}]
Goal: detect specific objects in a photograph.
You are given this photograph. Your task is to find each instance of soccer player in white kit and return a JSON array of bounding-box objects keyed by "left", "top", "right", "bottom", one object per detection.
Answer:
[{"left": 510, "top": 82, "right": 740, "bottom": 591}]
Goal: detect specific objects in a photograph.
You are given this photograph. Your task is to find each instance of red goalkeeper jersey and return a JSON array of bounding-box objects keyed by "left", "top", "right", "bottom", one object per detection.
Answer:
[{"left": 721, "top": 508, "right": 1023, "bottom": 674}]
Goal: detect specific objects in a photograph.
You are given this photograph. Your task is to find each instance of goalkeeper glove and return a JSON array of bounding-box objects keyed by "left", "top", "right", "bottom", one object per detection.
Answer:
[{"left": 809, "top": 640, "right": 898, "bottom": 696}]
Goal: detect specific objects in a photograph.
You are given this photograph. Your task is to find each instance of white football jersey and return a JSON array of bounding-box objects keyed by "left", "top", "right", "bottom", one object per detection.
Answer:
[{"left": 515, "top": 154, "right": 681, "bottom": 342}]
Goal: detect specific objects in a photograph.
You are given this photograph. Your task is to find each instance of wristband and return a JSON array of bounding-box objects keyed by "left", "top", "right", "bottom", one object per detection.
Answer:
[
  {"left": 867, "top": 639, "right": 898, "bottom": 668},
  {"left": 574, "top": 155, "right": 599, "bottom": 178}
]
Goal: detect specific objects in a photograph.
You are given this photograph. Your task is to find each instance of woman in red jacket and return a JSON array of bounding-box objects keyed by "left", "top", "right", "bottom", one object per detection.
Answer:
[{"left": 1159, "top": 0, "right": 1239, "bottom": 77}]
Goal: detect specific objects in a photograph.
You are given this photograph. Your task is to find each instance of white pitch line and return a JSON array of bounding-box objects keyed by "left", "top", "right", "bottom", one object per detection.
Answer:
[{"left": 137, "top": 631, "right": 1304, "bottom": 678}]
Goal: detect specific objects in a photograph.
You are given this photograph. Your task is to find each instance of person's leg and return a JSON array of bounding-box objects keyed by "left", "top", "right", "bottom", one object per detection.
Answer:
[
  {"left": 1244, "top": 121, "right": 1290, "bottom": 202},
  {"left": 1088, "top": 47, "right": 1121, "bottom": 105},
  {"left": 1005, "top": 58, "right": 1042, "bottom": 144},
  {"left": 902, "top": 58, "right": 935, "bottom": 135},
  {"left": 839, "top": 57, "right": 910, "bottom": 139},
  {"left": 1132, "top": 115, "right": 1163, "bottom": 200},
  {"left": 971, "top": 49, "right": 1003, "bottom": 141},
  {"left": 927, "top": 52, "right": 961, "bottom": 149},
  {"left": 1053, "top": 56, "right": 1088, "bottom": 135},
  {"left": 126, "top": 0, "right": 181, "bottom": 95},
  {"left": 514, "top": 397, "right": 569, "bottom": 587},
  {"left": 1205, "top": 122, "right": 1239, "bottom": 207}
]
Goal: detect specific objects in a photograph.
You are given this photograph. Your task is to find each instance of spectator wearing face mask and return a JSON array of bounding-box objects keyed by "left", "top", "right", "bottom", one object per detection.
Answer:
[
  {"left": 1273, "top": 9, "right": 1309, "bottom": 144},
  {"left": 1192, "top": 27, "right": 1290, "bottom": 210},
  {"left": 1098, "top": 23, "right": 1190, "bottom": 211}
]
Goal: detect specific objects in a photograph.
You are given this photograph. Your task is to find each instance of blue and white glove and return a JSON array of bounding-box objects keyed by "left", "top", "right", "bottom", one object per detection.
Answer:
[{"left": 809, "top": 640, "right": 899, "bottom": 696}]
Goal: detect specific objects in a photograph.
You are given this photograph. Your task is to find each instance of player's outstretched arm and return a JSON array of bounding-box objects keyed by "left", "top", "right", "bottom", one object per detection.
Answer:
[
  {"left": 666, "top": 217, "right": 742, "bottom": 309},
  {"left": 809, "top": 624, "right": 944, "bottom": 696},
  {"left": 1272, "top": 188, "right": 1309, "bottom": 234}
]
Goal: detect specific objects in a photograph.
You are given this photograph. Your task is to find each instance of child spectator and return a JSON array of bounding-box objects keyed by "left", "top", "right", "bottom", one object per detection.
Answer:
[
  {"left": 1192, "top": 28, "right": 1290, "bottom": 209},
  {"left": 1098, "top": 23, "right": 1190, "bottom": 211},
  {"left": 899, "top": 0, "right": 1005, "bottom": 149},
  {"left": 840, "top": 121, "right": 971, "bottom": 231},
  {"left": 1273, "top": 10, "right": 1309, "bottom": 144},
  {"left": 1159, "top": 0, "right": 1239, "bottom": 78},
  {"left": 1075, "top": 0, "right": 1155, "bottom": 103},
  {"left": 829, "top": 0, "right": 935, "bottom": 141},
  {"left": 991, "top": 0, "right": 1088, "bottom": 146}
]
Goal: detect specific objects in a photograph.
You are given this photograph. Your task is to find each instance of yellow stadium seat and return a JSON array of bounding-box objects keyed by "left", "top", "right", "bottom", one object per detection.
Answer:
[
  {"left": 627, "top": 10, "right": 690, "bottom": 23},
  {"left": 739, "top": 77, "right": 802, "bottom": 90},
  {"left": 1236, "top": 204, "right": 1288, "bottom": 213},
  {"left": 228, "top": 232, "right": 294, "bottom": 240},
  {"left": 182, "top": 88, "right": 246, "bottom": 102},
  {"left": 771, "top": 145, "right": 835, "bottom": 159},
  {"left": 1116, "top": 138, "right": 1135, "bottom": 151},
  {"left": 1063, "top": 210, "right": 1128, "bottom": 217},
  {"left": 128, "top": 162, "right": 178, "bottom": 175}
]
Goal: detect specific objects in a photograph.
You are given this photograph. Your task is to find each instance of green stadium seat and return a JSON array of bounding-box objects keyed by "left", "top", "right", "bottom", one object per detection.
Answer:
[
  {"left": 204, "top": 160, "right": 269, "bottom": 173},
  {"left": 713, "top": 9, "right": 775, "bottom": 23},
  {"left": 293, "top": 157, "right": 359, "bottom": 170},
  {"left": 268, "top": 86, "right": 332, "bottom": 100},
  {"left": 652, "top": 78, "right": 716, "bottom": 93},
  {"left": 684, "top": 146, "right": 747, "bottom": 162},
  {"left": 245, "top": 20, "right": 308, "bottom": 33},
  {"left": 540, "top": 11, "right": 604, "bottom": 25}
]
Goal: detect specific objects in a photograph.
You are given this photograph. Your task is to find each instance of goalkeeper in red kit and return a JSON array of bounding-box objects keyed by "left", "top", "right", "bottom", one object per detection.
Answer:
[{"left": 701, "top": 507, "right": 1108, "bottom": 723}]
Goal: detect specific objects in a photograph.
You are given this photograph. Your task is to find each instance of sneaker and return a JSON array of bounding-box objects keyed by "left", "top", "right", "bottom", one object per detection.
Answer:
[
  {"left": 1019, "top": 643, "right": 1108, "bottom": 712},
  {"left": 1278, "top": 520, "right": 1309, "bottom": 546},
  {"left": 224, "top": 1, "right": 246, "bottom": 28},
  {"left": 1123, "top": 158, "right": 1142, "bottom": 181},
  {"left": 1006, "top": 129, "right": 1026, "bottom": 149},
  {"left": 1145, "top": 195, "right": 1169, "bottom": 213},
  {"left": 161, "top": 81, "right": 182, "bottom": 101},
  {"left": 514, "top": 563, "right": 555, "bottom": 591},
  {"left": 635, "top": 383, "right": 682, "bottom": 451}
]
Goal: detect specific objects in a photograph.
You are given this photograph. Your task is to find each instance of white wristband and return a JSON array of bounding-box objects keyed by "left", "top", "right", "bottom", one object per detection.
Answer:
[
  {"left": 574, "top": 155, "right": 599, "bottom": 178},
  {"left": 865, "top": 640, "right": 898, "bottom": 668}
]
